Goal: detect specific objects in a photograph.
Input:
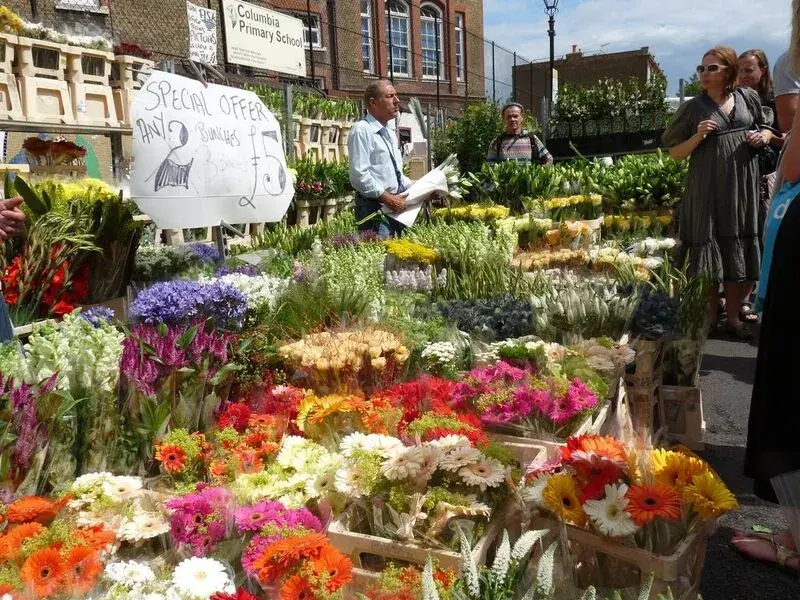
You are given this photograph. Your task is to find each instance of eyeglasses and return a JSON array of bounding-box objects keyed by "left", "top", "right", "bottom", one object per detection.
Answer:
[{"left": 696, "top": 64, "right": 727, "bottom": 74}]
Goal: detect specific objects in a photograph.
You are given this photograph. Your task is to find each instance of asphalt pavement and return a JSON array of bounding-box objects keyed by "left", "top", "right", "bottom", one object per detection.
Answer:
[{"left": 697, "top": 329, "right": 800, "bottom": 599}]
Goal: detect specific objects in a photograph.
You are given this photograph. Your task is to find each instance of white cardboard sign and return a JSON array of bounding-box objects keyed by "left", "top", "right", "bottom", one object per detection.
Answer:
[
  {"left": 130, "top": 70, "right": 293, "bottom": 229},
  {"left": 221, "top": 0, "right": 306, "bottom": 77},
  {"left": 187, "top": 2, "right": 218, "bottom": 65}
]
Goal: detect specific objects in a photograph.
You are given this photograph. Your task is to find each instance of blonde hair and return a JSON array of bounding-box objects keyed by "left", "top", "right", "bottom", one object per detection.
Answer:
[{"left": 793, "top": 0, "right": 800, "bottom": 73}]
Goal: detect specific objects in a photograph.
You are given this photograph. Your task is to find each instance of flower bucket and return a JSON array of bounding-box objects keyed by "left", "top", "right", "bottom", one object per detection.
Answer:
[
  {"left": 625, "top": 336, "right": 668, "bottom": 388},
  {"left": 661, "top": 385, "right": 705, "bottom": 451}
]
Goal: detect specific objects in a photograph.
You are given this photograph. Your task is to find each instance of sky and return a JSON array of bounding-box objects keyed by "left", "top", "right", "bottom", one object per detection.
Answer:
[{"left": 482, "top": 0, "right": 793, "bottom": 99}]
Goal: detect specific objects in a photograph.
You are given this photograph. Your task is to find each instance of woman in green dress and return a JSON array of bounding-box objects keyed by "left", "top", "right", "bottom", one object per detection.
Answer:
[{"left": 663, "top": 46, "right": 775, "bottom": 339}]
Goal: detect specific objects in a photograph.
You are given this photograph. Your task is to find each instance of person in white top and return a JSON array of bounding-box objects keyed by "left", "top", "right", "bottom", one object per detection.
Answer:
[
  {"left": 773, "top": 50, "right": 800, "bottom": 132},
  {"left": 348, "top": 80, "right": 413, "bottom": 237}
]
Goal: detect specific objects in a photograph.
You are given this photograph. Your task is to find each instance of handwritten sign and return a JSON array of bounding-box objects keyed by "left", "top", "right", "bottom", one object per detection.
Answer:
[
  {"left": 187, "top": 2, "right": 218, "bottom": 65},
  {"left": 221, "top": 0, "right": 306, "bottom": 76},
  {"left": 130, "top": 70, "right": 293, "bottom": 229}
]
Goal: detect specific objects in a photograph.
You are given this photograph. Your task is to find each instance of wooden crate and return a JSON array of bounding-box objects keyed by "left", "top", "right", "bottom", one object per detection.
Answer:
[
  {"left": 661, "top": 385, "right": 705, "bottom": 451},
  {"left": 328, "top": 507, "right": 503, "bottom": 575},
  {"left": 625, "top": 337, "right": 667, "bottom": 388},
  {"left": 530, "top": 516, "right": 714, "bottom": 600},
  {"left": 626, "top": 380, "right": 667, "bottom": 445}
]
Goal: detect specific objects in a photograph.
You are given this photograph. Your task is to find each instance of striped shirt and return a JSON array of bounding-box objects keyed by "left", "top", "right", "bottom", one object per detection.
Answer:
[{"left": 486, "top": 131, "right": 553, "bottom": 165}]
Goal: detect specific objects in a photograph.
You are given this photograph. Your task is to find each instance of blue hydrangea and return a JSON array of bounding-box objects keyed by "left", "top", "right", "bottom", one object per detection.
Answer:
[{"left": 130, "top": 279, "right": 247, "bottom": 330}]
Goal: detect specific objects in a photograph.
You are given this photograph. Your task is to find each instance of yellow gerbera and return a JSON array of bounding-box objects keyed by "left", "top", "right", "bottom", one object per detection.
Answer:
[
  {"left": 542, "top": 473, "right": 587, "bottom": 527},
  {"left": 682, "top": 471, "right": 739, "bottom": 519},
  {"left": 651, "top": 449, "right": 709, "bottom": 491}
]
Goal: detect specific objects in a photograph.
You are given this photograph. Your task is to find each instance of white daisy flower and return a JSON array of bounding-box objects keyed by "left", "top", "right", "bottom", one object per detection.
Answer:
[
  {"left": 334, "top": 466, "right": 370, "bottom": 498},
  {"left": 439, "top": 445, "right": 482, "bottom": 472},
  {"left": 339, "top": 432, "right": 370, "bottom": 457},
  {"left": 104, "top": 560, "right": 156, "bottom": 586},
  {"left": 458, "top": 456, "right": 506, "bottom": 491},
  {"left": 381, "top": 445, "right": 425, "bottom": 480},
  {"left": 362, "top": 434, "right": 404, "bottom": 457},
  {"left": 119, "top": 512, "right": 171, "bottom": 542},
  {"left": 305, "top": 468, "right": 337, "bottom": 498},
  {"left": 171, "top": 557, "right": 232, "bottom": 599},
  {"left": 415, "top": 445, "right": 442, "bottom": 481},
  {"left": 583, "top": 483, "right": 638, "bottom": 537},
  {"left": 102, "top": 476, "right": 143, "bottom": 501},
  {"left": 521, "top": 474, "right": 550, "bottom": 509},
  {"left": 427, "top": 434, "right": 472, "bottom": 455},
  {"left": 275, "top": 436, "right": 310, "bottom": 469}
]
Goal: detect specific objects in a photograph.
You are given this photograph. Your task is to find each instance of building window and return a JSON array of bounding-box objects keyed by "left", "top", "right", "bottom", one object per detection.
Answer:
[
  {"left": 361, "top": 0, "right": 374, "bottom": 73},
  {"left": 455, "top": 13, "right": 465, "bottom": 82},
  {"left": 298, "top": 13, "right": 323, "bottom": 50},
  {"left": 55, "top": 0, "right": 108, "bottom": 14},
  {"left": 385, "top": 0, "right": 410, "bottom": 77},
  {"left": 421, "top": 3, "right": 444, "bottom": 79}
]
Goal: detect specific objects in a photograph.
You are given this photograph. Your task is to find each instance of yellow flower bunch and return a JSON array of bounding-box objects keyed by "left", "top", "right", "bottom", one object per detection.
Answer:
[
  {"left": 511, "top": 249, "right": 589, "bottom": 271},
  {"left": 384, "top": 239, "right": 438, "bottom": 265},
  {"left": 603, "top": 212, "right": 673, "bottom": 234},
  {"left": 0, "top": 7, "right": 24, "bottom": 35},
  {"left": 545, "top": 194, "right": 602, "bottom": 210},
  {"left": 434, "top": 204, "right": 510, "bottom": 222}
]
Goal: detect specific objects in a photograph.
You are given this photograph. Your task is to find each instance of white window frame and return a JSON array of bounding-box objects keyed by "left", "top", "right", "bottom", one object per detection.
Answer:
[
  {"left": 55, "top": 0, "right": 109, "bottom": 15},
  {"left": 385, "top": 0, "right": 411, "bottom": 78},
  {"left": 455, "top": 13, "right": 465, "bottom": 82},
  {"left": 297, "top": 13, "right": 324, "bottom": 50},
  {"left": 420, "top": 3, "right": 444, "bottom": 80},
  {"left": 361, "top": 0, "right": 374, "bottom": 73}
]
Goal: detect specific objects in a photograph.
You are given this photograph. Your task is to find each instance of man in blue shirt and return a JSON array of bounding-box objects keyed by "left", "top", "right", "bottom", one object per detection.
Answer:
[{"left": 348, "top": 80, "right": 413, "bottom": 237}]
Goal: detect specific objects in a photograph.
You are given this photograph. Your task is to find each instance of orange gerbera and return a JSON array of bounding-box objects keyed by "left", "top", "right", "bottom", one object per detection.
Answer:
[
  {"left": 0, "top": 522, "right": 46, "bottom": 560},
  {"left": 625, "top": 483, "right": 682, "bottom": 526},
  {"left": 310, "top": 544, "right": 353, "bottom": 592},
  {"left": 73, "top": 524, "right": 116, "bottom": 551},
  {"left": 155, "top": 443, "right": 187, "bottom": 473},
  {"left": 20, "top": 547, "right": 65, "bottom": 598},
  {"left": 252, "top": 533, "right": 328, "bottom": 583},
  {"left": 280, "top": 574, "right": 316, "bottom": 600},
  {"left": 235, "top": 449, "right": 264, "bottom": 474},
  {"left": 64, "top": 546, "right": 102, "bottom": 594},
  {"left": 248, "top": 414, "right": 276, "bottom": 428},
  {"left": 562, "top": 435, "right": 627, "bottom": 466},
  {"left": 6, "top": 496, "right": 62, "bottom": 524}
]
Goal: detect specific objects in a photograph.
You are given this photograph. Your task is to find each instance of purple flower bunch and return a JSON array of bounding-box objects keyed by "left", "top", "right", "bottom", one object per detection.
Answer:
[
  {"left": 166, "top": 485, "right": 234, "bottom": 556},
  {"left": 0, "top": 373, "right": 58, "bottom": 476},
  {"left": 234, "top": 500, "right": 322, "bottom": 534},
  {"left": 129, "top": 279, "right": 247, "bottom": 330},
  {"left": 78, "top": 305, "right": 115, "bottom": 328},
  {"left": 215, "top": 264, "right": 259, "bottom": 277},
  {"left": 329, "top": 230, "right": 379, "bottom": 249},
  {"left": 120, "top": 322, "right": 235, "bottom": 396},
  {"left": 184, "top": 242, "right": 220, "bottom": 264},
  {"left": 451, "top": 361, "right": 530, "bottom": 409}
]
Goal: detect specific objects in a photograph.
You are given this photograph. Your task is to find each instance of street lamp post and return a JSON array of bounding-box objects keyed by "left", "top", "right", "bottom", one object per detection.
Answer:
[{"left": 542, "top": 0, "right": 559, "bottom": 127}]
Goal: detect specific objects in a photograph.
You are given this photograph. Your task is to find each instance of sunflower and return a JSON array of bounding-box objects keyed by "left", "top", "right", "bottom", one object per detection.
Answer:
[
  {"left": 681, "top": 472, "right": 739, "bottom": 519},
  {"left": 625, "top": 483, "right": 682, "bottom": 526},
  {"left": 155, "top": 443, "right": 187, "bottom": 474},
  {"left": 20, "top": 547, "right": 65, "bottom": 598},
  {"left": 542, "top": 473, "right": 587, "bottom": 526},
  {"left": 310, "top": 545, "right": 353, "bottom": 592},
  {"left": 0, "top": 522, "right": 46, "bottom": 560},
  {"left": 280, "top": 574, "right": 316, "bottom": 600},
  {"left": 6, "top": 496, "right": 61, "bottom": 524},
  {"left": 64, "top": 547, "right": 102, "bottom": 594},
  {"left": 650, "top": 449, "right": 708, "bottom": 491}
]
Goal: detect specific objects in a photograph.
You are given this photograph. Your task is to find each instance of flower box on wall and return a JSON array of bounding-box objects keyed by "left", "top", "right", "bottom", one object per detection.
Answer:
[
  {"left": 529, "top": 515, "right": 715, "bottom": 600},
  {"left": 13, "top": 37, "right": 74, "bottom": 123}
]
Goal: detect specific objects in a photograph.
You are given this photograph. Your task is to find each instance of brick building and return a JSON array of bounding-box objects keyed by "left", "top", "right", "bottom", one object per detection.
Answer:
[{"left": 513, "top": 46, "right": 663, "bottom": 125}]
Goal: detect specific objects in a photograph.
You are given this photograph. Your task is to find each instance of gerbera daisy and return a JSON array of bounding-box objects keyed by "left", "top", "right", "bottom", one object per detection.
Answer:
[
  {"left": 310, "top": 545, "right": 353, "bottom": 592},
  {"left": 210, "top": 590, "right": 261, "bottom": 600},
  {"left": 458, "top": 457, "right": 506, "bottom": 491},
  {"left": 171, "top": 557, "right": 232, "bottom": 598},
  {"left": 6, "top": 496, "right": 61, "bottom": 524},
  {"left": 280, "top": 574, "right": 316, "bottom": 600},
  {"left": 119, "top": 512, "right": 170, "bottom": 542},
  {"left": 155, "top": 443, "right": 187, "bottom": 474},
  {"left": 65, "top": 546, "right": 102, "bottom": 594},
  {"left": 542, "top": 473, "right": 587, "bottom": 526},
  {"left": 20, "top": 547, "right": 64, "bottom": 598},
  {"left": 438, "top": 445, "right": 482, "bottom": 472},
  {"left": 380, "top": 446, "right": 425, "bottom": 480},
  {"left": 681, "top": 471, "right": 739, "bottom": 519},
  {"left": 583, "top": 483, "right": 638, "bottom": 537},
  {"left": 0, "top": 522, "right": 45, "bottom": 560},
  {"left": 248, "top": 413, "right": 276, "bottom": 428},
  {"left": 562, "top": 435, "right": 627, "bottom": 468},
  {"left": 101, "top": 476, "right": 143, "bottom": 501},
  {"left": 625, "top": 483, "right": 682, "bottom": 526},
  {"left": 650, "top": 449, "right": 709, "bottom": 491}
]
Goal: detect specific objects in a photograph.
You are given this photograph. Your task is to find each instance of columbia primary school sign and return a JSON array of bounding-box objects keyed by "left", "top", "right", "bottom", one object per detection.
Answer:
[{"left": 222, "top": 0, "right": 307, "bottom": 77}]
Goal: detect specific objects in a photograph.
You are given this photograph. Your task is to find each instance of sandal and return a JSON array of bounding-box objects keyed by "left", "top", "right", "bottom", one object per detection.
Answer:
[
  {"left": 730, "top": 534, "right": 800, "bottom": 576},
  {"left": 740, "top": 303, "right": 759, "bottom": 323},
  {"left": 724, "top": 321, "right": 754, "bottom": 341}
]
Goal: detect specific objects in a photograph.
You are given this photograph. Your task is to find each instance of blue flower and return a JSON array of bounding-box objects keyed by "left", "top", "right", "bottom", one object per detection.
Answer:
[
  {"left": 78, "top": 306, "right": 115, "bottom": 328},
  {"left": 130, "top": 280, "right": 247, "bottom": 330},
  {"left": 183, "top": 242, "right": 220, "bottom": 264}
]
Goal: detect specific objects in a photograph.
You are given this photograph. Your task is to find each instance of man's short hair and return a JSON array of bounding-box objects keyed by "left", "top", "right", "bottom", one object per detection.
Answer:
[
  {"left": 364, "top": 80, "right": 390, "bottom": 107},
  {"left": 501, "top": 102, "right": 524, "bottom": 116}
]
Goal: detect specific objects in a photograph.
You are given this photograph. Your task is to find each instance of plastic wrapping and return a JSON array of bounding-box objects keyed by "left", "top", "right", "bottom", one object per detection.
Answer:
[{"left": 771, "top": 469, "right": 800, "bottom": 550}]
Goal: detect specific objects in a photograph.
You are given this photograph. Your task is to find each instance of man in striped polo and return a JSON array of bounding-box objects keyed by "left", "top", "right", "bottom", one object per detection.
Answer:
[{"left": 486, "top": 102, "right": 553, "bottom": 166}]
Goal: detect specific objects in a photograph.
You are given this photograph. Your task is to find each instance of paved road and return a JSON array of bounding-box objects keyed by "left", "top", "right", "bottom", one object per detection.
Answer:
[{"left": 697, "top": 331, "right": 800, "bottom": 599}]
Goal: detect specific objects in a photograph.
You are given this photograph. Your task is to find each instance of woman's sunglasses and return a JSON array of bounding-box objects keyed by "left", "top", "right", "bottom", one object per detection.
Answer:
[{"left": 696, "top": 64, "right": 727, "bottom": 74}]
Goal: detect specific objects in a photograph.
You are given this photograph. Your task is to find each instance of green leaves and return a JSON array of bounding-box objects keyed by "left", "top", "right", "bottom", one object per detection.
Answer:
[{"left": 13, "top": 175, "right": 51, "bottom": 216}]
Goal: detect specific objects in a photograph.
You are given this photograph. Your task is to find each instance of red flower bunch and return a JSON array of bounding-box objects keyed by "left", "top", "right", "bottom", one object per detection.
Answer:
[
  {"left": 372, "top": 377, "right": 457, "bottom": 433},
  {"left": 113, "top": 41, "right": 152, "bottom": 59}
]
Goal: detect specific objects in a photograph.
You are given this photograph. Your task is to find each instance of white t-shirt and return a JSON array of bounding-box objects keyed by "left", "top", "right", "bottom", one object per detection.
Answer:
[{"left": 774, "top": 51, "right": 800, "bottom": 97}]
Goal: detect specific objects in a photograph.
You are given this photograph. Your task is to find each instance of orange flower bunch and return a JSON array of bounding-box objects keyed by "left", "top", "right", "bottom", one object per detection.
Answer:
[
  {"left": 295, "top": 392, "right": 403, "bottom": 443},
  {"left": 248, "top": 532, "right": 353, "bottom": 600},
  {"left": 154, "top": 430, "right": 211, "bottom": 487},
  {"left": 0, "top": 495, "right": 115, "bottom": 599},
  {"left": 363, "top": 561, "right": 456, "bottom": 600}
]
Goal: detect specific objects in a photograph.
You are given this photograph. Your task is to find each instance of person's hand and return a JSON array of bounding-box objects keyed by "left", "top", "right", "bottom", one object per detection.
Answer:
[
  {"left": 0, "top": 197, "right": 26, "bottom": 240},
  {"left": 747, "top": 129, "right": 770, "bottom": 148},
  {"left": 383, "top": 193, "right": 407, "bottom": 213},
  {"left": 696, "top": 120, "right": 719, "bottom": 139}
]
